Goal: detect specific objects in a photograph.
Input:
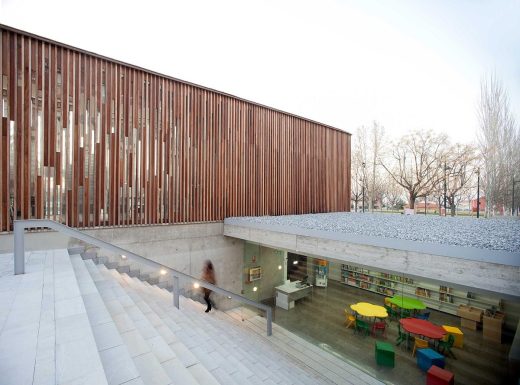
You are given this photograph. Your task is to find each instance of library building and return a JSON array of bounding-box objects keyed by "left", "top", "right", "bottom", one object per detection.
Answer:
[
  {"left": 226, "top": 213, "right": 520, "bottom": 385},
  {"left": 1, "top": 24, "right": 519, "bottom": 385}
]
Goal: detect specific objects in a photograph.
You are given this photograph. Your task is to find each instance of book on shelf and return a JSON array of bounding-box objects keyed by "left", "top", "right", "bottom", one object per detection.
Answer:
[
  {"left": 439, "top": 293, "right": 454, "bottom": 303},
  {"left": 416, "top": 287, "right": 431, "bottom": 298}
]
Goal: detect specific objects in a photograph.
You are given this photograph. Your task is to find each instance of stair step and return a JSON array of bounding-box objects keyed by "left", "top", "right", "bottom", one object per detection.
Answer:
[
  {"left": 99, "top": 258, "right": 383, "bottom": 385},
  {"left": 125, "top": 276, "right": 322, "bottom": 385},
  {"left": 112, "top": 272, "right": 211, "bottom": 385},
  {"left": 73, "top": 256, "right": 141, "bottom": 385},
  {"left": 98, "top": 265, "right": 206, "bottom": 385},
  {"left": 91, "top": 264, "right": 176, "bottom": 385}
]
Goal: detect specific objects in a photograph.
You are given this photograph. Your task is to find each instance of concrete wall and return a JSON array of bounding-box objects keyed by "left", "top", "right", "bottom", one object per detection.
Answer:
[
  {"left": 243, "top": 242, "right": 285, "bottom": 302},
  {"left": 224, "top": 224, "right": 520, "bottom": 299},
  {"left": 0, "top": 231, "right": 77, "bottom": 254},
  {"left": 1, "top": 223, "right": 244, "bottom": 309}
]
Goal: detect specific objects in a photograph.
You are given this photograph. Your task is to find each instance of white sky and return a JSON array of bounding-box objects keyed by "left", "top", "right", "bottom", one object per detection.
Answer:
[{"left": 1, "top": 0, "right": 519, "bottom": 144}]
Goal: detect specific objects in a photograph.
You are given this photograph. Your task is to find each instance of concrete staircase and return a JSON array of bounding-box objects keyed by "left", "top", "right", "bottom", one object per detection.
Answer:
[{"left": 0, "top": 249, "right": 385, "bottom": 385}]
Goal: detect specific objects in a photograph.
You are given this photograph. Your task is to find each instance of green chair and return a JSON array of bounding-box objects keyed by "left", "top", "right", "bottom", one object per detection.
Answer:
[
  {"left": 396, "top": 323, "right": 412, "bottom": 347},
  {"left": 385, "top": 305, "right": 398, "bottom": 321},
  {"left": 355, "top": 319, "right": 370, "bottom": 336},
  {"left": 375, "top": 341, "right": 395, "bottom": 367},
  {"left": 437, "top": 334, "right": 456, "bottom": 359}
]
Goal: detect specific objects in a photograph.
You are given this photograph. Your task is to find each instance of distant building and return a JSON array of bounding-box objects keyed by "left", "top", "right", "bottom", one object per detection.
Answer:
[
  {"left": 414, "top": 201, "right": 438, "bottom": 210},
  {"left": 471, "top": 197, "right": 486, "bottom": 212}
]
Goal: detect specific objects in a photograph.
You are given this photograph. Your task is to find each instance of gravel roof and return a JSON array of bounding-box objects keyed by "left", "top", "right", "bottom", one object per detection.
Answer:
[{"left": 227, "top": 212, "right": 520, "bottom": 253}]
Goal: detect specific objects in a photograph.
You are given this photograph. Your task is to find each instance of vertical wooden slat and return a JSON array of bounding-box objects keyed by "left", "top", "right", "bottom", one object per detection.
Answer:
[{"left": 1, "top": 25, "right": 351, "bottom": 231}]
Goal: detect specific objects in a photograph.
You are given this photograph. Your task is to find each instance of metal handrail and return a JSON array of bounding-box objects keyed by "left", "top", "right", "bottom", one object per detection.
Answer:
[{"left": 13, "top": 219, "right": 272, "bottom": 336}]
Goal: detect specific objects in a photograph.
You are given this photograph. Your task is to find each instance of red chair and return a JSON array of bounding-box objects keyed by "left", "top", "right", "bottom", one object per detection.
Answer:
[{"left": 372, "top": 321, "right": 387, "bottom": 338}]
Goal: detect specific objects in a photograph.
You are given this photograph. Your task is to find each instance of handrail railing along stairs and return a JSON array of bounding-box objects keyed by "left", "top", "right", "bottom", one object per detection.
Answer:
[{"left": 13, "top": 219, "right": 272, "bottom": 336}]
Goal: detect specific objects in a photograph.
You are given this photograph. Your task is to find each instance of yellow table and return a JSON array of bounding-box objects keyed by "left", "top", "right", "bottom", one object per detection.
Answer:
[
  {"left": 351, "top": 302, "right": 388, "bottom": 318},
  {"left": 442, "top": 325, "right": 464, "bottom": 348}
]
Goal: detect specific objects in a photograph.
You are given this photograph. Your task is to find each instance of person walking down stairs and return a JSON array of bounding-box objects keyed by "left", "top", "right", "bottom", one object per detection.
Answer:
[{"left": 202, "top": 260, "right": 216, "bottom": 312}]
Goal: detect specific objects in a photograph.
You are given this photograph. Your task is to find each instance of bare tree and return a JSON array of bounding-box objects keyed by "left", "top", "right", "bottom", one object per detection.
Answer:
[
  {"left": 351, "top": 129, "right": 366, "bottom": 211},
  {"left": 381, "top": 175, "right": 405, "bottom": 210},
  {"left": 369, "top": 121, "right": 386, "bottom": 211},
  {"left": 351, "top": 122, "right": 386, "bottom": 212},
  {"left": 351, "top": 155, "right": 364, "bottom": 212},
  {"left": 381, "top": 130, "right": 448, "bottom": 210},
  {"left": 445, "top": 143, "right": 479, "bottom": 216},
  {"left": 477, "top": 74, "right": 518, "bottom": 216}
]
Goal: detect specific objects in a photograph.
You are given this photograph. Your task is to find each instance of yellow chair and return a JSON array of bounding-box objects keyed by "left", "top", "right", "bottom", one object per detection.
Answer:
[
  {"left": 412, "top": 337, "right": 429, "bottom": 357},
  {"left": 344, "top": 309, "right": 356, "bottom": 329}
]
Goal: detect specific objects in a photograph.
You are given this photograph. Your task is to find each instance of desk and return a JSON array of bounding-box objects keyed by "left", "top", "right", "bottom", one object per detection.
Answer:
[
  {"left": 401, "top": 318, "right": 446, "bottom": 339},
  {"left": 400, "top": 318, "right": 446, "bottom": 349},
  {"left": 351, "top": 302, "right": 388, "bottom": 319},
  {"left": 275, "top": 281, "right": 313, "bottom": 310},
  {"left": 390, "top": 296, "right": 426, "bottom": 311}
]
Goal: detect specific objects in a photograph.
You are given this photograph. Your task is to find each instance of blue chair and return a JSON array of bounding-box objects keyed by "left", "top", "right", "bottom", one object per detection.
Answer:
[{"left": 415, "top": 311, "right": 430, "bottom": 320}]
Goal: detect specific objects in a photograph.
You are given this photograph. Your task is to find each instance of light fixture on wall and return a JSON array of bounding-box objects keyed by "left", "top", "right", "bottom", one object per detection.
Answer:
[
  {"left": 194, "top": 283, "right": 200, "bottom": 289},
  {"left": 293, "top": 260, "right": 298, "bottom": 265},
  {"left": 160, "top": 269, "right": 167, "bottom": 275},
  {"left": 121, "top": 255, "right": 127, "bottom": 260},
  {"left": 253, "top": 286, "right": 258, "bottom": 292},
  {"left": 278, "top": 265, "right": 282, "bottom": 270}
]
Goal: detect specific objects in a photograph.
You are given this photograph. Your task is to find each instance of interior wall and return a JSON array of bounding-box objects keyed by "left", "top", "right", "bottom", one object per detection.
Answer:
[
  {"left": 329, "top": 260, "right": 342, "bottom": 281},
  {"left": 243, "top": 242, "right": 285, "bottom": 302}
]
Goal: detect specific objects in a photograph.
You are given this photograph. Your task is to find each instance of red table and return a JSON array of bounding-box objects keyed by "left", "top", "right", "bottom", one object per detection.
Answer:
[{"left": 400, "top": 318, "right": 446, "bottom": 349}]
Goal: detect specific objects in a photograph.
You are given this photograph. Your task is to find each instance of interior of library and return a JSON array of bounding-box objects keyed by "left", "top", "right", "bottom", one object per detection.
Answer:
[{"left": 240, "top": 244, "right": 516, "bottom": 385}]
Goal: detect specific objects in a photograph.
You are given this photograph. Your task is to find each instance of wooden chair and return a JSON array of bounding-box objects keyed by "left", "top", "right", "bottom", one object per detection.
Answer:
[
  {"left": 412, "top": 337, "right": 429, "bottom": 357},
  {"left": 344, "top": 309, "right": 355, "bottom": 329}
]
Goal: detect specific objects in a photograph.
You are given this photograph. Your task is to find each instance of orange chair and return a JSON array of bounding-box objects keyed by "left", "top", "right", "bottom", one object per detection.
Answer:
[
  {"left": 344, "top": 309, "right": 356, "bottom": 329},
  {"left": 413, "top": 337, "right": 429, "bottom": 357}
]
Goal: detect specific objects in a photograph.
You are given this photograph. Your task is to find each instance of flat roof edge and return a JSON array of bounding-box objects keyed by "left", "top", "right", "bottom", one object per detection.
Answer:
[{"left": 224, "top": 218, "right": 520, "bottom": 267}]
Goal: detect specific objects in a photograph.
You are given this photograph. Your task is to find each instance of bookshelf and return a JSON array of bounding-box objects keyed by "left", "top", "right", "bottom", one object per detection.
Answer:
[{"left": 340, "top": 264, "right": 502, "bottom": 316}]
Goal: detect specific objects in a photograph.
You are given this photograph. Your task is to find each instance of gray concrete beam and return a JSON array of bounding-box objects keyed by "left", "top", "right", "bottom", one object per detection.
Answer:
[{"left": 224, "top": 223, "right": 520, "bottom": 299}]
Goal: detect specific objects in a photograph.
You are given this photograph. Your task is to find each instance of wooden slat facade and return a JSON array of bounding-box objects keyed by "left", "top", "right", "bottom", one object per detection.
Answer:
[{"left": 0, "top": 25, "right": 351, "bottom": 232}]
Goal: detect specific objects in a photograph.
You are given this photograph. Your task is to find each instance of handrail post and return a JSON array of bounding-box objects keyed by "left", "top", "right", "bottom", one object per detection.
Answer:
[
  {"left": 173, "top": 274, "right": 180, "bottom": 309},
  {"left": 266, "top": 307, "right": 272, "bottom": 336},
  {"left": 14, "top": 221, "right": 25, "bottom": 275}
]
